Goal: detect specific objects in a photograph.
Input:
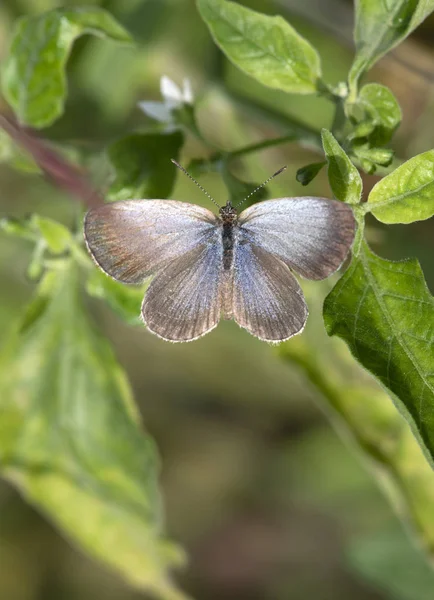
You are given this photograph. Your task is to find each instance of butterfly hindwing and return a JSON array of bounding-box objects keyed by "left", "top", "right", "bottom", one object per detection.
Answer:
[
  {"left": 232, "top": 238, "right": 308, "bottom": 342},
  {"left": 84, "top": 200, "right": 218, "bottom": 284},
  {"left": 142, "top": 234, "right": 223, "bottom": 342},
  {"left": 238, "top": 197, "right": 355, "bottom": 280}
]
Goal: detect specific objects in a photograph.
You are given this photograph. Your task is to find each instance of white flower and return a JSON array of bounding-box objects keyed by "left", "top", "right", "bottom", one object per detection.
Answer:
[
  {"left": 138, "top": 75, "right": 193, "bottom": 124},
  {"left": 161, "top": 75, "right": 193, "bottom": 106}
]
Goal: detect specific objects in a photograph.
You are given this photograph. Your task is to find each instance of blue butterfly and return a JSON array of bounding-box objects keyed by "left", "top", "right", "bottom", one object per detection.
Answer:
[{"left": 84, "top": 162, "right": 355, "bottom": 342}]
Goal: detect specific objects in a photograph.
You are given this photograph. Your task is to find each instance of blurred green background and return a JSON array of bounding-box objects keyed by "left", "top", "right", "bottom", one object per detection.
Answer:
[{"left": 1, "top": 0, "right": 434, "bottom": 599}]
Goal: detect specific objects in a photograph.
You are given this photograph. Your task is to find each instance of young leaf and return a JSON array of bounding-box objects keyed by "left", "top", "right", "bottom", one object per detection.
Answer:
[
  {"left": 86, "top": 269, "right": 146, "bottom": 326},
  {"left": 367, "top": 150, "right": 434, "bottom": 223},
  {"left": 2, "top": 7, "right": 132, "bottom": 128},
  {"left": 296, "top": 161, "right": 326, "bottom": 186},
  {"left": 349, "top": 119, "right": 376, "bottom": 140},
  {"left": 349, "top": 1, "right": 434, "bottom": 93},
  {"left": 281, "top": 280, "right": 434, "bottom": 557},
  {"left": 352, "top": 143, "right": 394, "bottom": 168},
  {"left": 357, "top": 83, "right": 402, "bottom": 146},
  {"left": 0, "top": 264, "right": 187, "bottom": 600},
  {"left": 323, "top": 242, "right": 434, "bottom": 466},
  {"left": 197, "top": 0, "right": 322, "bottom": 94},
  {"left": 359, "top": 157, "right": 376, "bottom": 174},
  {"left": 321, "top": 129, "right": 362, "bottom": 204},
  {"left": 107, "top": 131, "right": 184, "bottom": 201}
]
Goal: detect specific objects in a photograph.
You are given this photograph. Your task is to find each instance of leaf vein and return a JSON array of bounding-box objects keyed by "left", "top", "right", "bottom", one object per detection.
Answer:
[{"left": 361, "top": 251, "right": 434, "bottom": 413}]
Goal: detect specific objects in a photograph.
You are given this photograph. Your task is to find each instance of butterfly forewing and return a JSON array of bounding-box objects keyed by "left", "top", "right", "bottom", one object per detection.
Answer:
[
  {"left": 142, "top": 236, "right": 223, "bottom": 342},
  {"left": 84, "top": 200, "right": 217, "bottom": 284},
  {"left": 232, "top": 241, "right": 308, "bottom": 342},
  {"left": 238, "top": 198, "right": 355, "bottom": 280}
]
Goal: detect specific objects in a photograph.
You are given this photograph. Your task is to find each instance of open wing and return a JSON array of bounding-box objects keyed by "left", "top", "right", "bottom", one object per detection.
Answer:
[
  {"left": 142, "top": 236, "right": 223, "bottom": 342},
  {"left": 238, "top": 197, "right": 355, "bottom": 280},
  {"left": 84, "top": 200, "right": 218, "bottom": 284},
  {"left": 232, "top": 241, "right": 308, "bottom": 342}
]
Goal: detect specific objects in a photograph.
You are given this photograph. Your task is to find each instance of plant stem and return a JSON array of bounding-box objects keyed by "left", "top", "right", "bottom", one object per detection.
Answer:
[
  {"left": 330, "top": 97, "right": 347, "bottom": 141},
  {"left": 352, "top": 212, "right": 366, "bottom": 257},
  {"left": 229, "top": 134, "right": 297, "bottom": 158},
  {"left": 227, "top": 90, "right": 324, "bottom": 152}
]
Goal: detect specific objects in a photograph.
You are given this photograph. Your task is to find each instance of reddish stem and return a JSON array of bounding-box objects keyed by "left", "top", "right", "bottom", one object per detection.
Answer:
[{"left": 0, "top": 113, "right": 103, "bottom": 208}]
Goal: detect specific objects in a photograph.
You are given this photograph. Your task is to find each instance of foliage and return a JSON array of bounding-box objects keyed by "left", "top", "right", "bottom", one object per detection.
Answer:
[
  {"left": 280, "top": 281, "right": 434, "bottom": 557},
  {"left": 324, "top": 243, "right": 434, "bottom": 465},
  {"left": 196, "top": 0, "right": 322, "bottom": 94},
  {"left": 367, "top": 150, "right": 434, "bottom": 223},
  {"left": 348, "top": 0, "right": 434, "bottom": 95},
  {"left": 107, "top": 131, "right": 184, "bottom": 201},
  {"left": 321, "top": 129, "right": 362, "bottom": 204},
  {"left": 0, "top": 265, "right": 186, "bottom": 600},
  {"left": 1, "top": 7, "right": 132, "bottom": 128},
  {"left": 0, "top": 1, "right": 434, "bottom": 598}
]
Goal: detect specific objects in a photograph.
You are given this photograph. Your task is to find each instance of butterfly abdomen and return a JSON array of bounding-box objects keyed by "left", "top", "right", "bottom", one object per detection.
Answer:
[{"left": 222, "top": 222, "right": 235, "bottom": 271}]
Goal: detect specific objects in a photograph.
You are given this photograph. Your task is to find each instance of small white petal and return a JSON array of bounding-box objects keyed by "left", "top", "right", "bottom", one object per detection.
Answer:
[
  {"left": 160, "top": 75, "right": 182, "bottom": 103},
  {"left": 165, "top": 98, "right": 179, "bottom": 110},
  {"left": 182, "top": 78, "right": 193, "bottom": 103},
  {"left": 137, "top": 101, "right": 172, "bottom": 122}
]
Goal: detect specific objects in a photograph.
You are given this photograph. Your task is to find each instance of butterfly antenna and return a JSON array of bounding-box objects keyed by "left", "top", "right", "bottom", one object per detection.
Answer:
[
  {"left": 171, "top": 159, "right": 221, "bottom": 209},
  {"left": 234, "top": 166, "right": 287, "bottom": 209}
]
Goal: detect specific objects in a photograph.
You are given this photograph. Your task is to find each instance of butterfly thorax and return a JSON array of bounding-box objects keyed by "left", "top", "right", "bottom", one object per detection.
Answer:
[
  {"left": 219, "top": 202, "right": 237, "bottom": 271},
  {"left": 219, "top": 202, "right": 237, "bottom": 224}
]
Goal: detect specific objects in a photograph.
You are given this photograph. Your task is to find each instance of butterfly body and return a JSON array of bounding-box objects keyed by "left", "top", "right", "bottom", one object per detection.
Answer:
[
  {"left": 220, "top": 202, "right": 237, "bottom": 271},
  {"left": 84, "top": 196, "right": 355, "bottom": 343}
]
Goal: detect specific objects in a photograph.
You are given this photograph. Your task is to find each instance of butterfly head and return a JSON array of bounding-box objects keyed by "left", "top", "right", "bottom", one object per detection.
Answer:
[
  {"left": 219, "top": 202, "right": 237, "bottom": 224},
  {"left": 170, "top": 159, "right": 287, "bottom": 224}
]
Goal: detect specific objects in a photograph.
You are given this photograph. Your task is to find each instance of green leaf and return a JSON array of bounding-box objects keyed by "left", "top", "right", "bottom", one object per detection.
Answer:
[
  {"left": 321, "top": 129, "right": 362, "bottom": 204},
  {"left": 359, "top": 157, "right": 376, "bottom": 174},
  {"left": 363, "top": 148, "right": 394, "bottom": 167},
  {"left": 86, "top": 269, "right": 146, "bottom": 326},
  {"left": 221, "top": 165, "right": 267, "bottom": 207},
  {"left": 367, "top": 150, "right": 434, "bottom": 223},
  {"left": 197, "top": 0, "right": 322, "bottom": 94},
  {"left": 108, "top": 131, "right": 184, "bottom": 201},
  {"left": 323, "top": 242, "right": 434, "bottom": 466},
  {"left": 348, "top": 119, "right": 376, "bottom": 140},
  {"left": 295, "top": 161, "right": 326, "bottom": 186},
  {"left": 281, "top": 280, "right": 434, "bottom": 559},
  {"left": 27, "top": 241, "right": 46, "bottom": 281},
  {"left": 0, "top": 264, "right": 187, "bottom": 600},
  {"left": 2, "top": 7, "right": 132, "bottom": 128},
  {"left": 32, "top": 215, "right": 72, "bottom": 254},
  {"left": 352, "top": 143, "right": 394, "bottom": 168},
  {"left": 0, "top": 215, "right": 38, "bottom": 241},
  {"left": 349, "top": 1, "right": 434, "bottom": 93},
  {"left": 348, "top": 528, "right": 434, "bottom": 600},
  {"left": 356, "top": 83, "right": 402, "bottom": 146},
  {"left": 0, "top": 214, "right": 72, "bottom": 254}
]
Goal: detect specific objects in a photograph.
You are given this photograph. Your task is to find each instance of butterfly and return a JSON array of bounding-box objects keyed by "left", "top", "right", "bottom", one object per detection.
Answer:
[{"left": 84, "top": 161, "right": 355, "bottom": 343}]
